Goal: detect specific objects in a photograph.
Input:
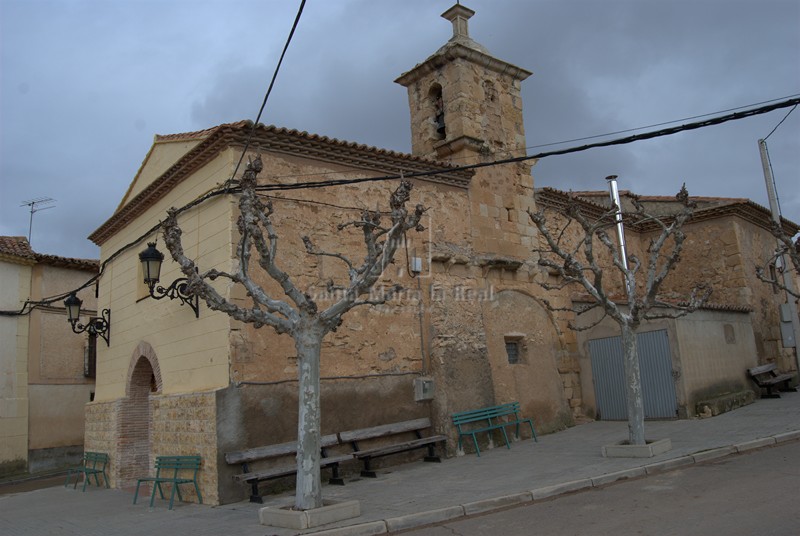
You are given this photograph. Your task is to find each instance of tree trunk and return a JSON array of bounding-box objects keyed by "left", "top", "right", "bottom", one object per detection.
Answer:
[
  {"left": 294, "top": 332, "right": 323, "bottom": 510},
  {"left": 620, "top": 325, "right": 646, "bottom": 445}
]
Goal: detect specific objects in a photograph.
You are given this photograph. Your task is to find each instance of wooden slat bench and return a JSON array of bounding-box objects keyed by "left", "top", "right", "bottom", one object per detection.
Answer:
[
  {"left": 452, "top": 402, "right": 537, "bottom": 456},
  {"left": 64, "top": 451, "right": 109, "bottom": 492},
  {"left": 338, "top": 417, "right": 446, "bottom": 478},
  {"left": 747, "top": 363, "right": 797, "bottom": 398},
  {"left": 225, "top": 434, "right": 351, "bottom": 503},
  {"left": 133, "top": 455, "right": 202, "bottom": 510}
]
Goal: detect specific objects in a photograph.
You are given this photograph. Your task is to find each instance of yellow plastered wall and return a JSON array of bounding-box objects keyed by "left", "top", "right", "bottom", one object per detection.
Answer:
[
  {"left": 94, "top": 150, "right": 236, "bottom": 401},
  {"left": 0, "top": 260, "right": 32, "bottom": 467},
  {"left": 120, "top": 139, "right": 204, "bottom": 207}
]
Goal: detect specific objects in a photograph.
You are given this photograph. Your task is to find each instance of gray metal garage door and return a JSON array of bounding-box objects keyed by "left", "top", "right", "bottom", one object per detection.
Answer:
[{"left": 589, "top": 329, "right": 677, "bottom": 420}]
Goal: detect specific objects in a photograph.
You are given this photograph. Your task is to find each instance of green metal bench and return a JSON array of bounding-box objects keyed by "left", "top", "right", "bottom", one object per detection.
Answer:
[
  {"left": 134, "top": 455, "right": 202, "bottom": 510},
  {"left": 64, "top": 451, "right": 109, "bottom": 492},
  {"left": 452, "top": 402, "right": 537, "bottom": 456}
]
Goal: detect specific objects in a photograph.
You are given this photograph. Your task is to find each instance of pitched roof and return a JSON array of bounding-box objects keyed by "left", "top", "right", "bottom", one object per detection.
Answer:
[
  {"left": 535, "top": 187, "right": 800, "bottom": 234},
  {"left": 34, "top": 253, "right": 99, "bottom": 272},
  {"left": 571, "top": 292, "right": 752, "bottom": 313},
  {"left": 90, "top": 121, "right": 474, "bottom": 246},
  {"left": 0, "top": 236, "right": 98, "bottom": 271},
  {"left": 0, "top": 236, "right": 36, "bottom": 263}
]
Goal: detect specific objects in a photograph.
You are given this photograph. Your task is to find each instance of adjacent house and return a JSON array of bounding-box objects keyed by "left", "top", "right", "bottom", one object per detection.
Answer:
[
  {"left": 535, "top": 188, "right": 799, "bottom": 420},
  {"left": 81, "top": 3, "right": 798, "bottom": 504},
  {"left": 0, "top": 236, "right": 98, "bottom": 476}
]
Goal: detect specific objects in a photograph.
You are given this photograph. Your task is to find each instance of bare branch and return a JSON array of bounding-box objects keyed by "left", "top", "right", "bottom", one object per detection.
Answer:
[
  {"left": 531, "top": 185, "right": 712, "bottom": 329},
  {"left": 302, "top": 235, "right": 357, "bottom": 279},
  {"left": 162, "top": 207, "right": 293, "bottom": 334},
  {"left": 320, "top": 181, "right": 425, "bottom": 328},
  {"left": 756, "top": 221, "right": 800, "bottom": 298},
  {"left": 237, "top": 157, "right": 315, "bottom": 315}
]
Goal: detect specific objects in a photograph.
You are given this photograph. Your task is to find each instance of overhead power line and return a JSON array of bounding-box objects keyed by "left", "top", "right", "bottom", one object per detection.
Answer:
[
  {"left": 227, "top": 0, "right": 306, "bottom": 190},
  {"left": 3, "top": 95, "right": 799, "bottom": 318},
  {"left": 525, "top": 93, "right": 800, "bottom": 152},
  {"left": 251, "top": 96, "right": 800, "bottom": 192},
  {"left": 763, "top": 104, "right": 797, "bottom": 141}
]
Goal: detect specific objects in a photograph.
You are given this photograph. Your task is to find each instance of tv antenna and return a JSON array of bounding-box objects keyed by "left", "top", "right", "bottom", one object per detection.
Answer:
[{"left": 20, "top": 197, "right": 56, "bottom": 244}]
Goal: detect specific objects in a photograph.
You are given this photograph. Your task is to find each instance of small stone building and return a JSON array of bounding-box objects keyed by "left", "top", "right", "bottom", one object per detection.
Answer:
[
  {"left": 535, "top": 188, "right": 800, "bottom": 419},
  {"left": 81, "top": 4, "right": 798, "bottom": 504}
]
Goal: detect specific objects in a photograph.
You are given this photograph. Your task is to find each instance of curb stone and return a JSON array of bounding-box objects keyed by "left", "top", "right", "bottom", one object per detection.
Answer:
[
  {"left": 462, "top": 491, "right": 533, "bottom": 515},
  {"left": 734, "top": 437, "right": 776, "bottom": 452},
  {"left": 591, "top": 467, "right": 646, "bottom": 487},
  {"left": 644, "top": 455, "right": 694, "bottom": 475},
  {"left": 691, "top": 446, "right": 736, "bottom": 463},
  {"left": 384, "top": 505, "right": 465, "bottom": 532},
  {"left": 773, "top": 430, "right": 800, "bottom": 443},
  {"left": 530, "top": 478, "right": 593, "bottom": 500}
]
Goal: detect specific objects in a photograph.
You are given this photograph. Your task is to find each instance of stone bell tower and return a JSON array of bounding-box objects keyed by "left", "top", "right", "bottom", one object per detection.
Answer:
[
  {"left": 395, "top": 3, "right": 532, "bottom": 164},
  {"left": 396, "top": 4, "right": 536, "bottom": 259}
]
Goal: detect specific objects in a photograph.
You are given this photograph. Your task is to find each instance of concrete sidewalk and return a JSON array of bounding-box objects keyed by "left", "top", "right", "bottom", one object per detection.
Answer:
[{"left": 2, "top": 392, "right": 799, "bottom": 536}]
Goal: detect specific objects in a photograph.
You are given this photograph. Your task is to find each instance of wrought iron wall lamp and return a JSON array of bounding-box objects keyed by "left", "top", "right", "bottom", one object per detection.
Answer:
[
  {"left": 64, "top": 292, "right": 111, "bottom": 346},
  {"left": 138, "top": 242, "right": 199, "bottom": 317}
]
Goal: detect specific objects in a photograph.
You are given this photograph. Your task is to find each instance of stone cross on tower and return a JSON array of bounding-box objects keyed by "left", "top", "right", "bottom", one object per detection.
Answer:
[{"left": 442, "top": 3, "right": 475, "bottom": 41}]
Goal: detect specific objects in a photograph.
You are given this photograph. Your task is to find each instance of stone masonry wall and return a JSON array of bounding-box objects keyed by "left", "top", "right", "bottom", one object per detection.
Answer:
[
  {"left": 84, "top": 399, "right": 120, "bottom": 485},
  {"left": 151, "top": 391, "right": 218, "bottom": 505}
]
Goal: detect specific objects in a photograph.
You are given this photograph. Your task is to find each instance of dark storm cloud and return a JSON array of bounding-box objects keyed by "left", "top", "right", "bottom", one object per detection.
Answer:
[{"left": 1, "top": 0, "right": 798, "bottom": 259}]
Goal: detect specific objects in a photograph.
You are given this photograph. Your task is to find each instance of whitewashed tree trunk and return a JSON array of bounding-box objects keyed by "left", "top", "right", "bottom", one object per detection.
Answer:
[
  {"left": 528, "top": 184, "right": 710, "bottom": 449},
  {"left": 620, "top": 324, "right": 645, "bottom": 445},
  {"left": 162, "top": 156, "right": 425, "bottom": 511},
  {"left": 294, "top": 328, "right": 324, "bottom": 510}
]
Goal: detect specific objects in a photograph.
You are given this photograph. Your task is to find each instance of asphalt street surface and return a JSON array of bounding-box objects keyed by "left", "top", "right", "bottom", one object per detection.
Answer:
[{"left": 399, "top": 439, "right": 800, "bottom": 536}]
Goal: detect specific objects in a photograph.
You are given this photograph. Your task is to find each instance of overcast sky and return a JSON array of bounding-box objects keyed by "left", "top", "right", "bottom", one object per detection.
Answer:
[{"left": 1, "top": 0, "right": 798, "bottom": 260}]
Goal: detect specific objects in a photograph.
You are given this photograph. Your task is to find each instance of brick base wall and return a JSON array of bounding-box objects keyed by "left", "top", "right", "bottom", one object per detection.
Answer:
[{"left": 84, "top": 391, "right": 220, "bottom": 504}]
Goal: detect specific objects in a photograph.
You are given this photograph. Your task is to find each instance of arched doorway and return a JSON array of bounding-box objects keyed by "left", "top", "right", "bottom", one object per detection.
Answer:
[{"left": 118, "top": 342, "right": 161, "bottom": 486}]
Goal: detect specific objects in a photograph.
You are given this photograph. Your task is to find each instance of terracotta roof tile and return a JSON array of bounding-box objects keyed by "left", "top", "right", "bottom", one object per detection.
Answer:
[
  {"left": 91, "top": 121, "right": 473, "bottom": 245},
  {"left": 34, "top": 253, "right": 99, "bottom": 272},
  {"left": 0, "top": 236, "right": 35, "bottom": 260},
  {"left": 0, "top": 236, "right": 99, "bottom": 270},
  {"left": 572, "top": 292, "right": 752, "bottom": 313},
  {"left": 537, "top": 187, "right": 799, "bottom": 233}
]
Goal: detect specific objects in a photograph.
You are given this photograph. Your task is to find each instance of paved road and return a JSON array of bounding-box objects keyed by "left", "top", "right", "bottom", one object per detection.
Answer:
[{"left": 399, "top": 439, "right": 800, "bottom": 536}]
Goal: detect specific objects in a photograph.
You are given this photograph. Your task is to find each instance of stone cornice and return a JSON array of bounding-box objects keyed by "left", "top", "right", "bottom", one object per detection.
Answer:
[
  {"left": 395, "top": 41, "right": 532, "bottom": 87},
  {"left": 89, "top": 122, "right": 473, "bottom": 246}
]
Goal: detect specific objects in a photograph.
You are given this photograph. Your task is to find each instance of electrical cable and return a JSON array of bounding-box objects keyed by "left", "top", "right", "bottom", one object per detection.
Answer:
[
  {"left": 225, "top": 0, "right": 306, "bottom": 191},
  {"left": 525, "top": 93, "right": 800, "bottom": 151},
  {"left": 249, "top": 96, "right": 800, "bottom": 192},
  {"left": 763, "top": 104, "right": 797, "bottom": 141},
  {"left": 4, "top": 95, "right": 799, "bottom": 317}
]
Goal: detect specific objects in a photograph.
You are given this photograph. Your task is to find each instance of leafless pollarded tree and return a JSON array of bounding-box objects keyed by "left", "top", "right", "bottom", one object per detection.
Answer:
[
  {"left": 162, "top": 154, "right": 425, "bottom": 511},
  {"left": 756, "top": 221, "right": 800, "bottom": 299},
  {"left": 528, "top": 185, "right": 711, "bottom": 446}
]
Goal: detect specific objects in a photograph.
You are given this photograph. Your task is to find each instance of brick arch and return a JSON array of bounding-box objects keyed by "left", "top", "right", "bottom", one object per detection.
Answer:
[
  {"left": 117, "top": 341, "right": 161, "bottom": 486},
  {"left": 126, "top": 341, "right": 162, "bottom": 396}
]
